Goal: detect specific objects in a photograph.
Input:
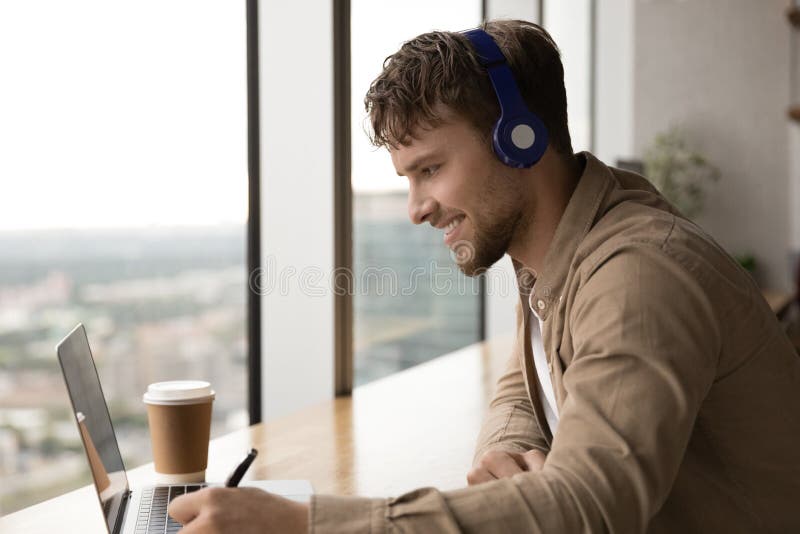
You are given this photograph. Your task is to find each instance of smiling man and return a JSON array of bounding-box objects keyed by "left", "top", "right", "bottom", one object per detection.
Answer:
[{"left": 169, "top": 19, "right": 800, "bottom": 533}]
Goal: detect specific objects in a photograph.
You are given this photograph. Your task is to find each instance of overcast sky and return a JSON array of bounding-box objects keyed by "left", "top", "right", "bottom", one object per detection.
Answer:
[{"left": 0, "top": 1, "right": 247, "bottom": 231}]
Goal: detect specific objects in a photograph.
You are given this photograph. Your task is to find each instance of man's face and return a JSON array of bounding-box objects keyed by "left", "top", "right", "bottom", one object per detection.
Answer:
[{"left": 391, "top": 115, "right": 527, "bottom": 276}]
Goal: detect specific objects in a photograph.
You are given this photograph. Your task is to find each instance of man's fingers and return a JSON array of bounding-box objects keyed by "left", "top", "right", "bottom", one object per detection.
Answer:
[
  {"left": 484, "top": 451, "right": 526, "bottom": 479},
  {"left": 521, "top": 449, "right": 546, "bottom": 471},
  {"left": 505, "top": 452, "right": 530, "bottom": 471},
  {"left": 169, "top": 513, "right": 207, "bottom": 534},
  {"left": 167, "top": 489, "right": 205, "bottom": 525},
  {"left": 466, "top": 466, "right": 495, "bottom": 485},
  {"left": 468, "top": 449, "right": 549, "bottom": 485},
  {"left": 467, "top": 450, "right": 525, "bottom": 485}
]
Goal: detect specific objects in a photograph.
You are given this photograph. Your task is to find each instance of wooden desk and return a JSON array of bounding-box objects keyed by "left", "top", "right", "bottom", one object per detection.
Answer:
[{"left": 1, "top": 336, "right": 514, "bottom": 533}]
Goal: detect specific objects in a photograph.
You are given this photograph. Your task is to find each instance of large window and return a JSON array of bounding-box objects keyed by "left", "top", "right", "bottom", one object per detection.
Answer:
[
  {"left": 350, "top": 1, "right": 483, "bottom": 386},
  {"left": 0, "top": 1, "right": 247, "bottom": 514}
]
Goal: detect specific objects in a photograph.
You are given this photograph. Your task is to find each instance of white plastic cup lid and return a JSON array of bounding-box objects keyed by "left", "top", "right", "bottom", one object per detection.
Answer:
[{"left": 143, "top": 381, "right": 215, "bottom": 405}]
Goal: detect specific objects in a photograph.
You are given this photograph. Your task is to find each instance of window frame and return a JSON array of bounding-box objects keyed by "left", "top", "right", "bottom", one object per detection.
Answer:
[{"left": 246, "top": 0, "right": 262, "bottom": 422}]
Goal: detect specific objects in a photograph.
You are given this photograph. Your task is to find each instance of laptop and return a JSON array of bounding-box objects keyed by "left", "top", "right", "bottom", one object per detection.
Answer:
[{"left": 56, "top": 323, "right": 313, "bottom": 534}]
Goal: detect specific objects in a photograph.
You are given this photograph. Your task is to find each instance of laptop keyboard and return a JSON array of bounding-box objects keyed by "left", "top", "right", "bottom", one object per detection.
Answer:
[{"left": 134, "top": 484, "right": 207, "bottom": 534}]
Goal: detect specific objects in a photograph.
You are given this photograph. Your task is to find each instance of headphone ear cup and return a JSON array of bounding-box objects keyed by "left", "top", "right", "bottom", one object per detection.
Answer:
[
  {"left": 462, "top": 28, "right": 550, "bottom": 168},
  {"left": 493, "top": 113, "right": 549, "bottom": 169}
]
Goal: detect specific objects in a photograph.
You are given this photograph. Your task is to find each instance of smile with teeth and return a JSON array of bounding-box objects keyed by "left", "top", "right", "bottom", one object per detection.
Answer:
[{"left": 444, "top": 215, "right": 465, "bottom": 236}]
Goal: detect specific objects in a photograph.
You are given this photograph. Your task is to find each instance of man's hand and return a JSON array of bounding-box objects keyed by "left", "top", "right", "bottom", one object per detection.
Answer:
[
  {"left": 467, "top": 449, "right": 546, "bottom": 485},
  {"left": 168, "top": 487, "right": 309, "bottom": 533}
]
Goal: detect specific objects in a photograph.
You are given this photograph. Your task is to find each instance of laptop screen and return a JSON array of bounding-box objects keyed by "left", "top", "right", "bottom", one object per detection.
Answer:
[{"left": 57, "top": 324, "right": 129, "bottom": 534}]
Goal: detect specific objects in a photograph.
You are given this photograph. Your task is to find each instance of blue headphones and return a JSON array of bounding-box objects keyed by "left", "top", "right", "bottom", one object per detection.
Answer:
[{"left": 462, "top": 28, "right": 549, "bottom": 168}]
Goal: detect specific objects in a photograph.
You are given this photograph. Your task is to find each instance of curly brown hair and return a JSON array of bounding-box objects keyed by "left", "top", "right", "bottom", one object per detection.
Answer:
[{"left": 364, "top": 19, "right": 572, "bottom": 156}]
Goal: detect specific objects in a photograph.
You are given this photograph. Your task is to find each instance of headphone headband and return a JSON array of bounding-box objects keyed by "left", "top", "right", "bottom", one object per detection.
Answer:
[{"left": 462, "top": 28, "right": 549, "bottom": 168}]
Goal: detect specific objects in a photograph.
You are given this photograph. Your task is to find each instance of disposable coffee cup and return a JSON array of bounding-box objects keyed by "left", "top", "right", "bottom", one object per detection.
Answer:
[{"left": 143, "top": 380, "right": 215, "bottom": 484}]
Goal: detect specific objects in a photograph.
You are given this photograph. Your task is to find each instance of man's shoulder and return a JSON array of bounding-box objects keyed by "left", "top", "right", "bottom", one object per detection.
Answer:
[
  {"left": 574, "top": 200, "right": 676, "bottom": 276},
  {"left": 573, "top": 176, "right": 731, "bottom": 288}
]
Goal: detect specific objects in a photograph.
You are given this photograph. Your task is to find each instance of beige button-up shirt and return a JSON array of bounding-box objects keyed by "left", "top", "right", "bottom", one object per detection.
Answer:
[{"left": 312, "top": 152, "right": 800, "bottom": 533}]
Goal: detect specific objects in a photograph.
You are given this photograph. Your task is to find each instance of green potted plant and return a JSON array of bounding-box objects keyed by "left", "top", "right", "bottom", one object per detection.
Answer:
[{"left": 642, "top": 126, "right": 720, "bottom": 220}]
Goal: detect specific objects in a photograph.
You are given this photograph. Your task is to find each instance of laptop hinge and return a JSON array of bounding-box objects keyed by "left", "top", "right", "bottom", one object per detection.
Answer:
[{"left": 111, "top": 490, "right": 132, "bottom": 534}]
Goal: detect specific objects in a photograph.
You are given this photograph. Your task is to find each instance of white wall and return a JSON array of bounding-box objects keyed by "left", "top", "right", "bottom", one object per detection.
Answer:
[
  {"left": 486, "top": 0, "right": 537, "bottom": 21},
  {"left": 258, "top": 1, "right": 335, "bottom": 420},
  {"left": 633, "top": 0, "right": 792, "bottom": 289},
  {"left": 595, "top": 0, "right": 634, "bottom": 164}
]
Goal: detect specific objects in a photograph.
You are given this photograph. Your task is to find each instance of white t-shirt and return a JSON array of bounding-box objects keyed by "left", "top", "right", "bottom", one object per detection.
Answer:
[{"left": 528, "top": 304, "right": 560, "bottom": 434}]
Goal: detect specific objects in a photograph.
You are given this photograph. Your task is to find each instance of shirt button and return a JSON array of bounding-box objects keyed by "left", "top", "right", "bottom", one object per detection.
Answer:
[{"left": 536, "top": 299, "right": 546, "bottom": 311}]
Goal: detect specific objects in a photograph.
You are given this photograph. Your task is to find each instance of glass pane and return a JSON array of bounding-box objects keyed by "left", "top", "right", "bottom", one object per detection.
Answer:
[
  {"left": 351, "top": 1, "right": 483, "bottom": 386},
  {"left": 0, "top": 1, "right": 247, "bottom": 514},
  {"left": 544, "top": 0, "right": 593, "bottom": 152}
]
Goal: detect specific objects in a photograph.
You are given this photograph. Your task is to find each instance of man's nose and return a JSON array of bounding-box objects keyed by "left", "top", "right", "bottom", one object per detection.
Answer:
[{"left": 408, "top": 189, "right": 438, "bottom": 225}]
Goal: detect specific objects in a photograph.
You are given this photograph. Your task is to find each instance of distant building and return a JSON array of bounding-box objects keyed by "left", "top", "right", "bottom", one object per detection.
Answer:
[{"left": 353, "top": 192, "right": 481, "bottom": 385}]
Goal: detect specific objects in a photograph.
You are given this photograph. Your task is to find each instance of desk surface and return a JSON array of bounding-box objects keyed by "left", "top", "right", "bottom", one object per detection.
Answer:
[{"left": 1, "top": 336, "right": 513, "bottom": 533}]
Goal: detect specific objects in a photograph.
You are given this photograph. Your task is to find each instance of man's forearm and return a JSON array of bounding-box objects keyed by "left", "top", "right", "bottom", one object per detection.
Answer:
[
  {"left": 473, "top": 348, "right": 549, "bottom": 463},
  {"left": 310, "top": 471, "right": 594, "bottom": 534},
  {"left": 473, "top": 402, "right": 548, "bottom": 462}
]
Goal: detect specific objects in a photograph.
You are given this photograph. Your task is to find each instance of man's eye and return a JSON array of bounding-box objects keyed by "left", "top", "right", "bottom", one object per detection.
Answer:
[{"left": 422, "top": 165, "right": 439, "bottom": 177}]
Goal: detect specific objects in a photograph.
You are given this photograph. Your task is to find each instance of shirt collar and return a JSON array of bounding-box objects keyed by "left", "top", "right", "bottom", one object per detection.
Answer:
[
  {"left": 527, "top": 291, "right": 542, "bottom": 321},
  {"left": 515, "top": 151, "right": 615, "bottom": 321}
]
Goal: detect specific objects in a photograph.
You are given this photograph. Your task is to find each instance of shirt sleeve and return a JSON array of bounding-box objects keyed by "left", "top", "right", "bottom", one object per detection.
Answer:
[
  {"left": 311, "top": 245, "right": 720, "bottom": 533},
  {"left": 473, "top": 299, "right": 550, "bottom": 462}
]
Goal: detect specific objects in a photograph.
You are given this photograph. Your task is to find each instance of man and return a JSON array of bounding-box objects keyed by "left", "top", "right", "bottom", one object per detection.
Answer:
[{"left": 169, "top": 20, "right": 800, "bottom": 533}]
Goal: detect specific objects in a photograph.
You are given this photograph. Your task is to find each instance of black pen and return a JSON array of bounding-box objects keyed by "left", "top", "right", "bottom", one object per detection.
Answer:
[{"left": 225, "top": 448, "right": 259, "bottom": 487}]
